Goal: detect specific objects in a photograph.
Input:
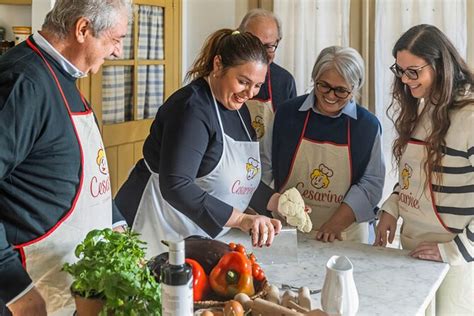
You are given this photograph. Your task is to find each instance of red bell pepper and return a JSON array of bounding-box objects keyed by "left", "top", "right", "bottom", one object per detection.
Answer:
[
  {"left": 209, "top": 251, "right": 255, "bottom": 298},
  {"left": 185, "top": 258, "right": 210, "bottom": 301}
]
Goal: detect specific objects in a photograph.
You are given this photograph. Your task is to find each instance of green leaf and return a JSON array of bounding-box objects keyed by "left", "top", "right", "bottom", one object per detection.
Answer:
[{"left": 62, "top": 228, "right": 161, "bottom": 315}]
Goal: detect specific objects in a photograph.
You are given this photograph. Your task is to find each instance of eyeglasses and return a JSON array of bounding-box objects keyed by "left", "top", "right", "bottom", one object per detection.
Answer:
[
  {"left": 263, "top": 41, "right": 279, "bottom": 53},
  {"left": 390, "top": 63, "right": 430, "bottom": 80},
  {"left": 315, "top": 82, "right": 352, "bottom": 99}
]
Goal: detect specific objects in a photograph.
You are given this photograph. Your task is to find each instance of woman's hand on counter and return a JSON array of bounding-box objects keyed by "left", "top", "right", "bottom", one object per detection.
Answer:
[
  {"left": 409, "top": 242, "right": 443, "bottom": 262},
  {"left": 374, "top": 211, "right": 397, "bottom": 247},
  {"left": 226, "top": 210, "right": 282, "bottom": 247}
]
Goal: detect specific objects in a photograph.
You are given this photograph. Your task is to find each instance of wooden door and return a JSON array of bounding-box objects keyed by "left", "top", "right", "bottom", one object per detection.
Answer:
[{"left": 79, "top": 0, "right": 181, "bottom": 195}]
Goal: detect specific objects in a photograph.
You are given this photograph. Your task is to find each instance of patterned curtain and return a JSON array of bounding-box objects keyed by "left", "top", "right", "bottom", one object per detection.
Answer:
[
  {"left": 101, "top": 5, "right": 164, "bottom": 124},
  {"left": 101, "top": 20, "right": 134, "bottom": 124},
  {"left": 137, "top": 5, "right": 165, "bottom": 120},
  {"left": 102, "top": 66, "right": 133, "bottom": 123}
]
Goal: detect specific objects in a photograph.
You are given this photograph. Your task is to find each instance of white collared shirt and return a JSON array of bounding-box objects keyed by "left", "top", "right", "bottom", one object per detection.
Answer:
[{"left": 32, "top": 32, "right": 86, "bottom": 78}]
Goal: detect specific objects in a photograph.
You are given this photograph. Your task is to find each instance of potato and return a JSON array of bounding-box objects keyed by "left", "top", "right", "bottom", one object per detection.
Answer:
[
  {"left": 224, "top": 300, "right": 245, "bottom": 316},
  {"left": 201, "top": 310, "right": 223, "bottom": 316}
]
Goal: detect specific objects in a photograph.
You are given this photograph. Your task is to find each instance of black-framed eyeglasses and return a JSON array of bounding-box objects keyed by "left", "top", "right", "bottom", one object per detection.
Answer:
[
  {"left": 390, "top": 63, "right": 430, "bottom": 80},
  {"left": 263, "top": 41, "right": 279, "bottom": 53},
  {"left": 315, "top": 81, "right": 352, "bottom": 99}
]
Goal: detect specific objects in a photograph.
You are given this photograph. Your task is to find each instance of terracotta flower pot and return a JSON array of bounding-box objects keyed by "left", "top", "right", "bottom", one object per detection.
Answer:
[{"left": 72, "top": 293, "right": 105, "bottom": 316}]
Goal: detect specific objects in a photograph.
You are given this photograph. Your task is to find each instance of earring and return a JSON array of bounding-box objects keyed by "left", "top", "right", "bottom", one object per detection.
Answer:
[{"left": 212, "top": 73, "right": 216, "bottom": 78}]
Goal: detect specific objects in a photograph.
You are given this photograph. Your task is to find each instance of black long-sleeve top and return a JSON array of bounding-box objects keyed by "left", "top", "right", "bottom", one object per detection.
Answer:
[
  {"left": 0, "top": 38, "right": 124, "bottom": 303},
  {"left": 115, "top": 78, "right": 274, "bottom": 237}
]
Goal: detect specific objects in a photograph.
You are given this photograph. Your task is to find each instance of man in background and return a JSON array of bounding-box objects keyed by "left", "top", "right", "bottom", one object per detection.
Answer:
[
  {"left": 0, "top": 0, "right": 130, "bottom": 314},
  {"left": 238, "top": 9, "right": 297, "bottom": 187}
]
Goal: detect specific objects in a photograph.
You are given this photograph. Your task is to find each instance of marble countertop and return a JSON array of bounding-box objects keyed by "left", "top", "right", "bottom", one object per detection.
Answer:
[{"left": 219, "top": 229, "right": 449, "bottom": 316}]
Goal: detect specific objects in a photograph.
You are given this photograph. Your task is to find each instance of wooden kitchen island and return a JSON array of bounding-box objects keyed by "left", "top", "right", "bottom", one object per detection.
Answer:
[{"left": 219, "top": 229, "right": 449, "bottom": 316}]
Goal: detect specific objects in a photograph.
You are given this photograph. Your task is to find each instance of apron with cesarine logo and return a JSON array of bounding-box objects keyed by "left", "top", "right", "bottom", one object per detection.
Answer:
[
  {"left": 12, "top": 39, "right": 112, "bottom": 315},
  {"left": 398, "top": 139, "right": 473, "bottom": 315},
  {"left": 246, "top": 69, "right": 275, "bottom": 186},
  {"left": 133, "top": 79, "right": 261, "bottom": 256},
  {"left": 280, "top": 110, "right": 368, "bottom": 242}
]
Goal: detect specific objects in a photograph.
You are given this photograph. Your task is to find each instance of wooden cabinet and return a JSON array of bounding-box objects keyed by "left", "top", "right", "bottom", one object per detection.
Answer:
[{"left": 0, "top": 1, "right": 31, "bottom": 4}]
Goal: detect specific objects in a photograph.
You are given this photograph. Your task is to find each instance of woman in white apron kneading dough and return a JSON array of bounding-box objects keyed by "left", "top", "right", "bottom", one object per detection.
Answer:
[
  {"left": 273, "top": 46, "right": 385, "bottom": 243},
  {"left": 115, "top": 29, "right": 312, "bottom": 257},
  {"left": 375, "top": 24, "right": 473, "bottom": 315}
]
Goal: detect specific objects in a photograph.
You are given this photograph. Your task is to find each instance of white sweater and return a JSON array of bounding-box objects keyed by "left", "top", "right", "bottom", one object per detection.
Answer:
[{"left": 382, "top": 87, "right": 474, "bottom": 265}]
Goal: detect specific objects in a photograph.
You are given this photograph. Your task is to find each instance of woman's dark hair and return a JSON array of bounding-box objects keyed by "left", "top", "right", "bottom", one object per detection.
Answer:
[
  {"left": 185, "top": 29, "right": 269, "bottom": 82},
  {"left": 387, "top": 24, "right": 473, "bottom": 185}
]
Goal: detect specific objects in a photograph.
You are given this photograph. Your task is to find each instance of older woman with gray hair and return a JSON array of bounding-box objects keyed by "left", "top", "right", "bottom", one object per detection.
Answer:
[{"left": 272, "top": 46, "right": 385, "bottom": 243}]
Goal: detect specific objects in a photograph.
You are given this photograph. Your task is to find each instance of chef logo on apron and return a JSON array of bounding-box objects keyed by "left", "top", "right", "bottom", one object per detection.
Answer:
[
  {"left": 401, "top": 163, "right": 412, "bottom": 190},
  {"left": 96, "top": 148, "right": 109, "bottom": 175},
  {"left": 295, "top": 162, "right": 344, "bottom": 206},
  {"left": 90, "top": 147, "right": 111, "bottom": 198},
  {"left": 251, "top": 115, "right": 265, "bottom": 140},
  {"left": 310, "top": 163, "right": 333, "bottom": 189},
  {"left": 246, "top": 157, "right": 260, "bottom": 180},
  {"left": 399, "top": 162, "right": 421, "bottom": 210}
]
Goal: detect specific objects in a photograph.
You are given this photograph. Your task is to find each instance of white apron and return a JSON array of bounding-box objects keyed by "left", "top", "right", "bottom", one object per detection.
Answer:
[
  {"left": 133, "top": 81, "right": 261, "bottom": 257},
  {"left": 14, "top": 39, "right": 112, "bottom": 315},
  {"left": 399, "top": 140, "right": 473, "bottom": 315},
  {"left": 280, "top": 111, "right": 368, "bottom": 242},
  {"left": 246, "top": 69, "right": 275, "bottom": 186}
]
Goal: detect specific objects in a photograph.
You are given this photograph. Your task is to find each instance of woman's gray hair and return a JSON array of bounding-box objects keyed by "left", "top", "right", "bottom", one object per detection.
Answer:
[
  {"left": 311, "top": 46, "right": 365, "bottom": 96},
  {"left": 42, "top": 0, "right": 132, "bottom": 39},
  {"left": 238, "top": 8, "right": 283, "bottom": 40}
]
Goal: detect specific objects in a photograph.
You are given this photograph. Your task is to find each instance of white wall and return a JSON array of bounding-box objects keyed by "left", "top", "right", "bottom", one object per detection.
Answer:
[
  {"left": 31, "top": 0, "right": 55, "bottom": 33},
  {"left": 181, "top": 0, "right": 248, "bottom": 81}
]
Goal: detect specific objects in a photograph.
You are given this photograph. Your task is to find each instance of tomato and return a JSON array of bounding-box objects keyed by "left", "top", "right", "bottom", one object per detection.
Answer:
[
  {"left": 235, "top": 244, "right": 246, "bottom": 255},
  {"left": 251, "top": 262, "right": 265, "bottom": 281}
]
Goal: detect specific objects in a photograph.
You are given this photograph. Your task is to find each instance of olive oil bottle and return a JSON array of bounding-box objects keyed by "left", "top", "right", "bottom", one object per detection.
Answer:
[{"left": 161, "top": 240, "right": 193, "bottom": 316}]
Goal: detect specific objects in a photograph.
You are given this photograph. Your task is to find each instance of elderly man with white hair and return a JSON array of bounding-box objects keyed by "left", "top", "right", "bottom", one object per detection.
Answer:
[
  {"left": 0, "top": 0, "right": 131, "bottom": 314},
  {"left": 238, "top": 9, "right": 297, "bottom": 186}
]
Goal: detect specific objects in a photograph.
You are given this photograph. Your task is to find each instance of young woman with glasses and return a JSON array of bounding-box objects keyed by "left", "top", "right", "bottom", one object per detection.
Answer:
[
  {"left": 272, "top": 46, "right": 385, "bottom": 243},
  {"left": 375, "top": 24, "right": 474, "bottom": 314}
]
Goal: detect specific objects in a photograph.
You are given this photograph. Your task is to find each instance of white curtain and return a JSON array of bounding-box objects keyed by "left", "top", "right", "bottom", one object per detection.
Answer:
[
  {"left": 374, "top": 0, "right": 467, "bottom": 201},
  {"left": 274, "top": 0, "right": 350, "bottom": 94}
]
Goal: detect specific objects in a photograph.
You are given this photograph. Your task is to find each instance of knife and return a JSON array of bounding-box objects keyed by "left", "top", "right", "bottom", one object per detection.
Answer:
[{"left": 251, "top": 226, "right": 298, "bottom": 265}]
